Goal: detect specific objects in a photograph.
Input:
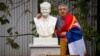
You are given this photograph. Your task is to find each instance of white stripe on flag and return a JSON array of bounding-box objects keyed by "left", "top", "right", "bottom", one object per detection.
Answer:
[{"left": 68, "top": 38, "right": 86, "bottom": 56}]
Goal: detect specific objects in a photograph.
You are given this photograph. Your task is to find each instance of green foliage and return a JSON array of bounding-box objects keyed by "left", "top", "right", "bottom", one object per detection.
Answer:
[
  {"left": 50, "top": 9, "right": 58, "bottom": 15},
  {"left": 7, "top": 27, "right": 13, "bottom": 35},
  {"left": 0, "top": 3, "right": 11, "bottom": 25},
  {"left": 6, "top": 37, "right": 19, "bottom": 49},
  {"left": 7, "top": 27, "right": 19, "bottom": 35},
  {"left": 15, "top": 31, "right": 18, "bottom": 34},
  {"left": 6, "top": 27, "right": 19, "bottom": 48},
  {"left": 24, "top": 9, "right": 31, "bottom": 14},
  {"left": 97, "top": 43, "right": 100, "bottom": 50},
  {"left": 73, "top": 1, "right": 88, "bottom": 16},
  {"left": 0, "top": 15, "right": 9, "bottom": 25},
  {"left": 78, "top": 18, "right": 97, "bottom": 38},
  {"left": 74, "top": 0, "right": 100, "bottom": 51},
  {"left": 30, "top": 21, "right": 35, "bottom": 25},
  {"left": 50, "top": 5, "right": 58, "bottom": 15},
  {"left": 0, "top": 3, "right": 8, "bottom": 12},
  {"left": 0, "top": 0, "right": 31, "bottom": 49},
  {"left": 30, "top": 21, "right": 36, "bottom": 31},
  {"left": 73, "top": 0, "right": 96, "bottom": 39}
]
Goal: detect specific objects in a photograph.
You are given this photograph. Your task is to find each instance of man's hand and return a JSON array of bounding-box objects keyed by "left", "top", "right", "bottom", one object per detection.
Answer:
[
  {"left": 36, "top": 13, "right": 42, "bottom": 19},
  {"left": 60, "top": 32, "right": 66, "bottom": 36}
]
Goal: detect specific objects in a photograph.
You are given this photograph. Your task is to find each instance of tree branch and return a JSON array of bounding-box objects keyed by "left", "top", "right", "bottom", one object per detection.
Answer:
[
  {"left": 0, "top": 33, "right": 37, "bottom": 37},
  {"left": 8, "top": 0, "right": 30, "bottom": 11}
]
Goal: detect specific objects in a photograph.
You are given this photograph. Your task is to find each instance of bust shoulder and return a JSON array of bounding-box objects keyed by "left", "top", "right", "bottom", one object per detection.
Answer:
[
  {"left": 34, "top": 17, "right": 43, "bottom": 23},
  {"left": 49, "top": 16, "right": 57, "bottom": 21}
]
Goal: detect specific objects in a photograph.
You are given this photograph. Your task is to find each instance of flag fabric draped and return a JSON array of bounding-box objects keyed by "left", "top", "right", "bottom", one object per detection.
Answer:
[
  {"left": 65, "top": 13, "right": 86, "bottom": 56},
  {"left": 56, "top": 13, "right": 86, "bottom": 56}
]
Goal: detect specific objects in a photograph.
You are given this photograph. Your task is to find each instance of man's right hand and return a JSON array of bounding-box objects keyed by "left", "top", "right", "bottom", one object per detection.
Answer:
[
  {"left": 36, "top": 13, "right": 42, "bottom": 19},
  {"left": 60, "top": 32, "right": 66, "bottom": 36}
]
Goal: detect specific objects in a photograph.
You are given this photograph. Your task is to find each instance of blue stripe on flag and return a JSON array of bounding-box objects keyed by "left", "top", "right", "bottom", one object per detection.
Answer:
[{"left": 66, "top": 27, "right": 82, "bottom": 43}]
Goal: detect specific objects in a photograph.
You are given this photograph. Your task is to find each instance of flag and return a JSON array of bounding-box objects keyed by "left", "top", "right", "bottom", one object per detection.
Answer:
[{"left": 65, "top": 13, "right": 86, "bottom": 56}]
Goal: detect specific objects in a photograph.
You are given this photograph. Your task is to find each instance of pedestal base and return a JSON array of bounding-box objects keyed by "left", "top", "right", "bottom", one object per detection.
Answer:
[
  {"left": 33, "top": 38, "right": 58, "bottom": 45},
  {"left": 29, "top": 38, "right": 60, "bottom": 56},
  {"left": 29, "top": 44, "right": 60, "bottom": 56}
]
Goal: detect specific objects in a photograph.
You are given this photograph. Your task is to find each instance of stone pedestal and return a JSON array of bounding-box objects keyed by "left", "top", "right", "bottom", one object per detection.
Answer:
[{"left": 29, "top": 38, "right": 60, "bottom": 56}]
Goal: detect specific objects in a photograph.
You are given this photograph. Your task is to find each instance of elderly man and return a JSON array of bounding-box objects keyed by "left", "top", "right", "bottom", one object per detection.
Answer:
[
  {"left": 34, "top": 2, "right": 57, "bottom": 38},
  {"left": 55, "top": 4, "right": 86, "bottom": 56}
]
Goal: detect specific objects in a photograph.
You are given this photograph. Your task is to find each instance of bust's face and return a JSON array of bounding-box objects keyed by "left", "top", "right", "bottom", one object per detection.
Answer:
[{"left": 41, "top": 7, "right": 50, "bottom": 17}]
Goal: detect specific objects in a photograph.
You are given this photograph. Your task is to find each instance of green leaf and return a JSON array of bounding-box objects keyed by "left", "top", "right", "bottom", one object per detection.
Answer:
[
  {"left": 6, "top": 37, "right": 19, "bottom": 49},
  {"left": 11, "top": 42, "right": 19, "bottom": 49},
  {"left": 0, "top": 3, "right": 8, "bottom": 12},
  {"left": 0, "top": 16, "right": 9, "bottom": 25},
  {"left": 9, "top": 32, "right": 13, "bottom": 35},
  {"left": 7, "top": 27, "right": 13, "bottom": 34},
  {"left": 50, "top": 5, "right": 58, "bottom": 15},
  {"left": 6, "top": 37, "right": 13, "bottom": 44},
  {"left": 30, "top": 21, "right": 35, "bottom": 24},
  {"left": 97, "top": 43, "right": 100, "bottom": 50},
  {"left": 3, "top": 19, "right": 9, "bottom": 23},
  {"left": 31, "top": 27, "right": 36, "bottom": 31},
  {"left": 24, "top": 9, "right": 31, "bottom": 14},
  {"left": 15, "top": 31, "right": 18, "bottom": 34},
  {"left": 0, "top": 16, "right": 3, "bottom": 24}
]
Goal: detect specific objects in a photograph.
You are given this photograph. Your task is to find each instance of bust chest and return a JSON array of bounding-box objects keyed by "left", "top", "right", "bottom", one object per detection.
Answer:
[{"left": 34, "top": 16, "right": 57, "bottom": 37}]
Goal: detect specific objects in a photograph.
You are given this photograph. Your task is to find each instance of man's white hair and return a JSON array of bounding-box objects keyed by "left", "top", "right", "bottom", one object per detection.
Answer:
[{"left": 40, "top": 2, "right": 51, "bottom": 8}]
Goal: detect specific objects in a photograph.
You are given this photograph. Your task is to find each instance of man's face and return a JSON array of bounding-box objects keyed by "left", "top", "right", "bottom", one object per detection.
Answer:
[
  {"left": 41, "top": 7, "right": 50, "bottom": 17},
  {"left": 58, "top": 6, "right": 68, "bottom": 18}
]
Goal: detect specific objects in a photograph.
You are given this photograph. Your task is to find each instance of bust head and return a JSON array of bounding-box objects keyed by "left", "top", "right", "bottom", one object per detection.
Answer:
[{"left": 40, "top": 2, "right": 51, "bottom": 17}]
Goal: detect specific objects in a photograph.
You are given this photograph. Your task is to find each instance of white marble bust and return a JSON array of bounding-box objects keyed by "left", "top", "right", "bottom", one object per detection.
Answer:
[{"left": 34, "top": 2, "right": 57, "bottom": 38}]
